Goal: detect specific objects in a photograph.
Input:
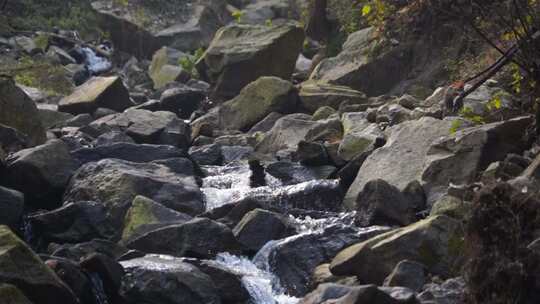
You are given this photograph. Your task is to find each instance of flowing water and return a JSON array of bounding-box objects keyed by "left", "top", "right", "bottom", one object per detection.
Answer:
[{"left": 88, "top": 272, "right": 109, "bottom": 304}]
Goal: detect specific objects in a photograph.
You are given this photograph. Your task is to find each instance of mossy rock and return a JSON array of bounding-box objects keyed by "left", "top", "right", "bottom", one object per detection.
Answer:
[
  {"left": 0, "top": 284, "right": 33, "bottom": 304},
  {"left": 430, "top": 195, "right": 472, "bottom": 220},
  {"left": 312, "top": 106, "right": 336, "bottom": 121}
]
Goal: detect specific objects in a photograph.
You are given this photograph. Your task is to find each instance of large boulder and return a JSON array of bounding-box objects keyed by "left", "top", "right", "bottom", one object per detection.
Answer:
[
  {"left": 0, "top": 76, "right": 46, "bottom": 146},
  {"left": 330, "top": 215, "right": 464, "bottom": 285},
  {"left": 344, "top": 117, "right": 453, "bottom": 209},
  {"left": 160, "top": 85, "right": 206, "bottom": 119},
  {"left": 196, "top": 23, "right": 304, "bottom": 99},
  {"left": 3, "top": 140, "right": 78, "bottom": 208},
  {"left": 90, "top": 109, "right": 191, "bottom": 149},
  {"left": 300, "top": 283, "right": 404, "bottom": 304},
  {"left": 63, "top": 158, "right": 203, "bottom": 229},
  {"left": 258, "top": 224, "right": 390, "bottom": 297},
  {"left": 148, "top": 47, "right": 190, "bottom": 89},
  {"left": 192, "top": 77, "right": 297, "bottom": 133},
  {"left": 0, "top": 226, "right": 79, "bottom": 304},
  {"left": 233, "top": 208, "right": 293, "bottom": 252},
  {"left": 91, "top": 0, "right": 228, "bottom": 58},
  {"left": 422, "top": 116, "right": 532, "bottom": 204},
  {"left": 120, "top": 255, "right": 221, "bottom": 304},
  {"left": 0, "top": 124, "right": 30, "bottom": 155},
  {"left": 299, "top": 81, "right": 368, "bottom": 113},
  {"left": 58, "top": 76, "right": 133, "bottom": 115},
  {"left": 0, "top": 187, "right": 24, "bottom": 227},
  {"left": 338, "top": 112, "right": 384, "bottom": 161},
  {"left": 126, "top": 217, "right": 241, "bottom": 259}
]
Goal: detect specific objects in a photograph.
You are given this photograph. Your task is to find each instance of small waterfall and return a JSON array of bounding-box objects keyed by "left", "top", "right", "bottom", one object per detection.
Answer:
[
  {"left": 88, "top": 272, "right": 109, "bottom": 304},
  {"left": 215, "top": 252, "right": 299, "bottom": 304},
  {"left": 82, "top": 47, "right": 112, "bottom": 75}
]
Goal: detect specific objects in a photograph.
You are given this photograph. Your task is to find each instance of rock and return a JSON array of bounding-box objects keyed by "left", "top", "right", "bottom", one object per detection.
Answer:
[
  {"left": 62, "top": 113, "right": 94, "bottom": 128},
  {"left": 221, "top": 145, "right": 254, "bottom": 164},
  {"left": 50, "top": 239, "right": 131, "bottom": 261},
  {"left": 312, "top": 106, "right": 336, "bottom": 121},
  {"left": 64, "top": 158, "right": 203, "bottom": 228},
  {"left": 46, "top": 46, "right": 77, "bottom": 65},
  {"left": 418, "top": 277, "right": 465, "bottom": 304},
  {"left": 92, "top": 131, "right": 136, "bottom": 146},
  {"left": 266, "top": 161, "right": 336, "bottom": 185},
  {"left": 28, "top": 201, "right": 114, "bottom": 246},
  {"left": 79, "top": 253, "right": 125, "bottom": 300},
  {"left": 0, "top": 76, "right": 46, "bottom": 146},
  {"left": 259, "top": 225, "right": 390, "bottom": 296},
  {"left": 0, "top": 186, "right": 24, "bottom": 227},
  {"left": 383, "top": 260, "right": 427, "bottom": 292},
  {"left": 151, "top": 157, "right": 198, "bottom": 176},
  {"left": 255, "top": 113, "right": 330, "bottom": 154},
  {"left": 0, "top": 284, "right": 34, "bottom": 304},
  {"left": 71, "top": 143, "right": 185, "bottom": 165},
  {"left": 311, "top": 263, "right": 359, "bottom": 287},
  {"left": 192, "top": 77, "right": 297, "bottom": 133},
  {"left": 0, "top": 124, "right": 29, "bottom": 154},
  {"left": 344, "top": 117, "right": 454, "bottom": 209},
  {"left": 330, "top": 215, "right": 464, "bottom": 285},
  {"left": 299, "top": 81, "right": 368, "bottom": 113},
  {"left": 355, "top": 179, "right": 416, "bottom": 227},
  {"left": 190, "top": 143, "right": 223, "bottom": 165},
  {"left": 121, "top": 195, "right": 192, "bottom": 243},
  {"left": 120, "top": 255, "right": 221, "bottom": 304},
  {"left": 160, "top": 85, "right": 206, "bottom": 119},
  {"left": 429, "top": 195, "right": 471, "bottom": 219},
  {"left": 233, "top": 208, "right": 292, "bottom": 252},
  {"left": 58, "top": 76, "right": 133, "bottom": 115},
  {"left": 422, "top": 116, "right": 532, "bottom": 205},
  {"left": 37, "top": 107, "right": 74, "bottom": 129},
  {"left": 0, "top": 226, "right": 78, "bottom": 304},
  {"left": 91, "top": 0, "right": 227, "bottom": 58},
  {"left": 299, "top": 283, "right": 355, "bottom": 304},
  {"left": 397, "top": 94, "right": 420, "bottom": 110},
  {"left": 247, "top": 112, "right": 283, "bottom": 134},
  {"left": 459, "top": 82, "right": 520, "bottom": 122},
  {"left": 196, "top": 23, "right": 304, "bottom": 99},
  {"left": 13, "top": 36, "right": 39, "bottom": 54},
  {"left": 301, "top": 283, "right": 405, "bottom": 304},
  {"left": 90, "top": 109, "right": 191, "bottom": 149},
  {"left": 45, "top": 258, "right": 95, "bottom": 304},
  {"left": 184, "top": 258, "right": 250, "bottom": 304},
  {"left": 3, "top": 140, "right": 78, "bottom": 208},
  {"left": 126, "top": 217, "right": 241, "bottom": 258},
  {"left": 297, "top": 140, "right": 330, "bottom": 166},
  {"left": 310, "top": 27, "right": 413, "bottom": 96},
  {"left": 149, "top": 47, "right": 190, "bottom": 89},
  {"left": 338, "top": 112, "right": 384, "bottom": 161}
]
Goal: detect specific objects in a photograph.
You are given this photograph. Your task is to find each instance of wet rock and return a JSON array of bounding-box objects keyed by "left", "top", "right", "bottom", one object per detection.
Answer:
[
  {"left": 0, "top": 186, "right": 24, "bottom": 227},
  {"left": 297, "top": 140, "right": 330, "bottom": 166},
  {"left": 37, "top": 107, "right": 74, "bottom": 129},
  {"left": 190, "top": 143, "right": 223, "bottom": 165},
  {"left": 330, "top": 215, "right": 464, "bottom": 285},
  {"left": 126, "top": 217, "right": 241, "bottom": 259},
  {"left": 0, "top": 284, "right": 34, "bottom": 304},
  {"left": 27, "top": 201, "right": 114, "bottom": 245},
  {"left": 299, "top": 81, "right": 368, "bottom": 113},
  {"left": 80, "top": 252, "right": 125, "bottom": 301},
  {"left": 71, "top": 142, "right": 184, "bottom": 165},
  {"left": 3, "top": 139, "right": 78, "bottom": 208},
  {"left": 344, "top": 117, "right": 453, "bottom": 209},
  {"left": 184, "top": 258, "right": 250, "bottom": 304},
  {"left": 233, "top": 208, "right": 293, "bottom": 252},
  {"left": 311, "top": 263, "right": 359, "bottom": 287},
  {"left": 45, "top": 258, "right": 95, "bottom": 304},
  {"left": 260, "top": 225, "right": 389, "bottom": 296},
  {"left": 160, "top": 85, "right": 206, "bottom": 119},
  {"left": 221, "top": 146, "right": 255, "bottom": 164},
  {"left": 121, "top": 195, "right": 192, "bottom": 243},
  {"left": 64, "top": 158, "right": 203, "bottom": 229},
  {"left": 151, "top": 157, "right": 198, "bottom": 176},
  {"left": 383, "top": 260, "right": 427, "bottom": 292},
  {"left": 355, "top": 179, "right": 416, "bottom": 227},
  {"left": 90, "top": 109, "right": 191, "bottom": 149},
  {"left": 197, "top": 23, "right": 304, "bottom": 99},
  {"left": 417, "top": 277, "right": 465, "bottom": 304},
  {"left": 0, "top": 226, "right": 79, "bottom": 304},
  {"left": 266, "top": 161, "right": 336, "bottom": 185},
  {"left": 58, "top": 76, "right": 133, "bottom": 115},
  {"left": 120, "top": 255, "right": 221, "bottom": 304},
  {"left": 0, "top": 76, "right": 47, "bottom": 146}
]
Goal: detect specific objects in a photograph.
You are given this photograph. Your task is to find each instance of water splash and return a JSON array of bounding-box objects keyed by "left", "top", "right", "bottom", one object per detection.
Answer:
[
  {"left": 214, "top": 252, "right": 299, "bottom": 304},
  {"left": 82, "top": 47, "right": 112, "bottom": 75},
  {"left": 289, "top": 212, "right": 358, "bottom": 234},
  {"left": 88, "top": 272, "right": 109, "bottom": 304}
]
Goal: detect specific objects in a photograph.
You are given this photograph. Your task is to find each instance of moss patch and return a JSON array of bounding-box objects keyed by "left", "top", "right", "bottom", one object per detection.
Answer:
[{"left": 122, "top": 196, "right": 158, "bottom": 240}]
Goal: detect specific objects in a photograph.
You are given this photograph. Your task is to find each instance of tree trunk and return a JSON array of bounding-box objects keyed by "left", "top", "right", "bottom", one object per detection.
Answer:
[{"left": 305, "top": 0, "right": 329, "bottom": 43}]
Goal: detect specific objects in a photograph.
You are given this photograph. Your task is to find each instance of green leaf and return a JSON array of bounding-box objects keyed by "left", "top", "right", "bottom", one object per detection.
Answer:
[{"left": 362, "top": 4, "right": 372, "bottom": 16}]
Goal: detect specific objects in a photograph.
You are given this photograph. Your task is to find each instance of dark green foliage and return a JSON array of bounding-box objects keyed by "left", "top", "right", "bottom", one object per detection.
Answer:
[{"left": 465, "top": 182, "right": 540, "bottom": 304}]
